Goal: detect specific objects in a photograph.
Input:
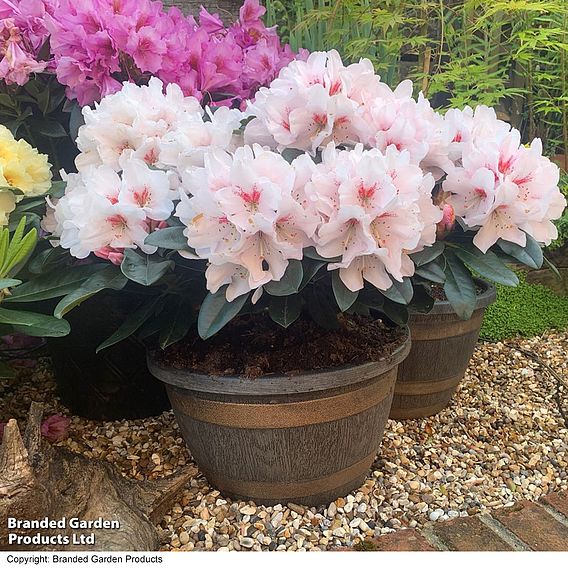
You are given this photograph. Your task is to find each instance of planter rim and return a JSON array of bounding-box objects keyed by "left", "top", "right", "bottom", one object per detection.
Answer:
[
  {"left": 147, "top": 326, "right": 410, "bottom": 396},
  {"left": 420, "top": 278, "right": 497, "bottom": 316}
]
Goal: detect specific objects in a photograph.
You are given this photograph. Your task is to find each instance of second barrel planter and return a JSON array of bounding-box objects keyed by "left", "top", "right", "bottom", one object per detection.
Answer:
[{"left": 390, "top": 280, "right": 496, "bottom": 420}]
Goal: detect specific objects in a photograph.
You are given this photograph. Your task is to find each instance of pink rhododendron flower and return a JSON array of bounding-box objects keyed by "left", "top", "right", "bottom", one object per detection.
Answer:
[
  {"left": 40, "top": 414, "right": 70, "bottom": 442},
  {"left": 42, "top": 0, "right": 300, "bottom": 106},
  {"left": 0, "top": 16, "right": 47, "bottom": 85},
  {"left": 443, "top": 127, "right": 566, "bottom": 252}
]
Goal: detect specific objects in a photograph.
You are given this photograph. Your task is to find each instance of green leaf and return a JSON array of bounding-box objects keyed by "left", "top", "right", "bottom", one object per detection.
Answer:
[
  {"left": 0, "top": 307, "right": 70, "bottom": 337},
  {"left": 35, "top": 119, "right": 68, "bottom": 138},
  {"left": 380, "top": 299, "right": 409, "bottom": 326},
  {"left": 264, "top": 260, "right": 303, "bottom": 296},
  {"left": 382, "top": 277, "right": 413, "bottom": 305},
  {"left": 2, "top": 228, "right": 37, "bottom": 276},
  {"left": 410, "top": 242, "right": 445, "bottom": 266},
  {"left": 415, "top": 260, "right": 446, "bottom": 284},
  {"left": 48, "top": 180, "right": 67, "bottom": 199},
  {"left": 144, "top": 227, "right": 190, "bottom": 251},
  {"left": 443, "top": 253, "right": 477, "bottom": 320},
  {"left": 159, "top": 297, "right": 195, "bottom": 349},
  {"left": 268, "top": 295, "right": 302, "bottom": 328},
  {"left": 0, "top": 278, "right": 21, "bottom": 288},
  {"left": 298, "top": 259, "right": 325, "bottom": 290},
  {"left": 54, "top": 265, "right": 128, "bottom": 318},
  {"left": 497, "top": 234, "right": 543, "bottom": 270},
  {"left": 120, "top": 249, "right": 174, "bottom": 286},
  {"left": 97, "top": 296, "right": 161, "bottom": 353},
  {"left": 5, "top": 263, "right": 104, "bottom": 303},
  {"left": 28, "top": 247, "right": 68, "bottom": 274},
  {"left": 331, "top": 270, "right": 358, "bottom": 312},
  {"left": 197, "top": 287, "right": 248, "bottom": 340},
  {"left": 453, "top": 244, "right": 518, "bottom": 286}
]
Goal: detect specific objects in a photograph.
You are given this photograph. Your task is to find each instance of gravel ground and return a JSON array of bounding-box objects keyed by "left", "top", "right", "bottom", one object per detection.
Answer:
[{"left": 0, "top": 331, "right": 566, "bottom": 551}]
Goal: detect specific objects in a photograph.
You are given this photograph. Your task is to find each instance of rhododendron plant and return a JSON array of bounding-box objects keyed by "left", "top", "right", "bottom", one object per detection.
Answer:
[
  {"left": 42, "top": 0, "right": 300, "bottom": 107},
  {"left": 20, "top": 49, "right": 565, "bottom": 351}
]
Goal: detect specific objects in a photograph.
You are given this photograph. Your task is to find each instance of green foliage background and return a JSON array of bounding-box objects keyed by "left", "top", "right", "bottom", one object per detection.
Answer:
[{"left": 480, "top": 271, "right": 568, "bottom": 340}]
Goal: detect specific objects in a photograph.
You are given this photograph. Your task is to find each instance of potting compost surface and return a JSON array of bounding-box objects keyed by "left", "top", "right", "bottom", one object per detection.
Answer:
[{"left": 156, "top": 314, "right": 406, "bottom": 378}]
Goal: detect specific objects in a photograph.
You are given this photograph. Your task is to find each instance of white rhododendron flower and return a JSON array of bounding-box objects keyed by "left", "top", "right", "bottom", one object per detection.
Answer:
[
  {"left": 50, "top": 160, "right": 176, "bottom": 263},
  {"left": 306, "top": 144, "right": 440, "bottom": 292},
  {"left": 444, "top": 131, "right": 566, "bottom": 252},
  {"left": 75, "top": 77, "right": 242, "bottom": 174},
  {"left": 244, "top": 50, "right": 436, "bottom": 166},
  {"left": 46, "top": 49, "right": 565, "bottom": 306},
  {"left": 176, "top": 144, "right": 318, "bottom": 301}
]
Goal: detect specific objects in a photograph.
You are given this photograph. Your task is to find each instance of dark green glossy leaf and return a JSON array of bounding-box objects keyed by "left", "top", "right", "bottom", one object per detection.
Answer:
[
  {"left": 97, "top": 296, "right": 161, "bottom": 353},
  {"left": 443, "top": 253, "right": 477, "bottom": 319},
  {"left": 159, "top": 297, "right": 195, "bottom": 349},
  {"left": 410, "top": 242, "right": 445, "bottom": 266},
  {"left": 298, "top": 259, "right": 325, "bottom": 290},
  {"left": 264, "top": 260, "right": 303, "bottom": 296},
  {"left": 382, "top": 277, "right": 413, "bottom": 305},
  {"left": 331, "top": 270, "right": 358, "bottom": 312},
  {"left": 121, "top": 250, "right": 174, "bottom": 286},
  {"left": 144, "top": 227, "right": 190, "bottom": 251},
  {"left": 268, "top": 295, "right": 302, "bottom": 328},
  {"left": 497, "top": 233, "right": 543, "bottom": 270},
  {"left": 198, "top": 287, "right": 249, "bottom": 340},
  {"left": 0, "top": 307, "right": 70, "bottom": 337},
  {"left": 5, "top": 264, "right": 103, "bottom": 303},
  {"left": 54, "top": 265, "right": 128, "bottom": 318},
  {"left": 415, "top": 259, "right": 446, "bottom": 283},
  {"left": 453, "top": 244, "right": 518, "bottom": 286}
]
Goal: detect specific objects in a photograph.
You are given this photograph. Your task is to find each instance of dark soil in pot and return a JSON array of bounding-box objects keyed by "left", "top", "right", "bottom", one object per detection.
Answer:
[
  {"left": 48, "top": 292, "right": 170, "bottom": 421},
  {"left": 149, "top": 314, "right": 410, "bottom": 506},
  {"left": 390, "top": 279, "right": 496, "bottom": 420}
]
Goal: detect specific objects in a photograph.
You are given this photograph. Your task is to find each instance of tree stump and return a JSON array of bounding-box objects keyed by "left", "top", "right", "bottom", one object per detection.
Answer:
[{"left": 0, "top": 403, "right": 197, "bottom": 551}]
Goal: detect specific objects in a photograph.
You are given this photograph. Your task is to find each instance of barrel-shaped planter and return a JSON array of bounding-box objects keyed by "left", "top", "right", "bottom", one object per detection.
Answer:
[
  {"left": 148, "top": 332, "right": 410, "bottom": 506},
  {"left": 390, "top": 281, "right": 496, "bottom": 420}
]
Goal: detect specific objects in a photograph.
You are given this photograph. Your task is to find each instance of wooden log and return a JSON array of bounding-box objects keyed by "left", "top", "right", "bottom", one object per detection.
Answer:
[
  {"left": 0, "top": 403, "right": 196, "bottom": 551},
  {"left": 390, "top": 282, "right": 496, "bottom": 420},
  {"left": 148, "top": 332, "right": 411, "bottom": 506}
]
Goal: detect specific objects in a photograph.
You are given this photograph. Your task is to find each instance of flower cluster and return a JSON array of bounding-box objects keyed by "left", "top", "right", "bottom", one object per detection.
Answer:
[
  {"left": 74, "top": 78, "right": 242, "bottom": 173},
  {"left": 244, "top": 50, "right": 434, "bottom": 163},
  {"left": 49, "top": 79, "right": 243, "bottom": 263},
  {"left": 0, "top": 125, "right": 51, "bottom": 225},
  {"left": 43, "top": 0, "right": 300, "bottom": 106},
  {"left": 245, "top": 50, "right": 566, "bottom": 255},
  {"left": 424, "top": 106, "right": 566, "bottom": 252},
  {"left": 176, "top": 142, "right": 440, "bottom": 299},
  {"left": 0, "top": 0, "right": 54, "bottom": 86},
  {"left": 49, "top": 50, "right": 566, "bottom": 310}
]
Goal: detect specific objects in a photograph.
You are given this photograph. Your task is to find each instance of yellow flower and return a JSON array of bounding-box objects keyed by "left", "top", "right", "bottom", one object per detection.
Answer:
[
  {"left": 0, "top": 127, "right": 52, "bottom": 198},
  {"left": 0, "top": 188, "right": 16, "bottom": 227}
]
